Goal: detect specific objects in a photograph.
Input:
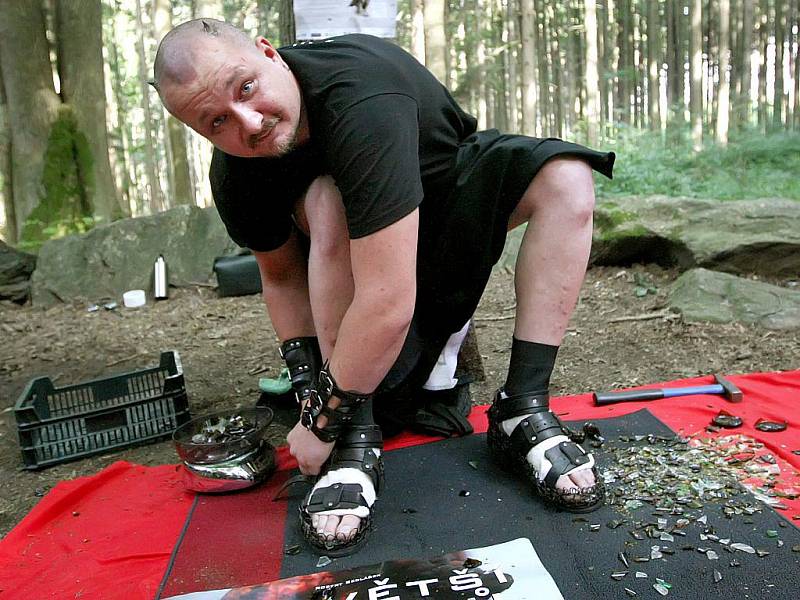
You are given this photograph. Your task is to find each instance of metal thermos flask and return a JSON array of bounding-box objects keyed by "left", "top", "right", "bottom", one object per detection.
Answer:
[{"left": 154, "top": 254, "right": 168, "bottom": 300}]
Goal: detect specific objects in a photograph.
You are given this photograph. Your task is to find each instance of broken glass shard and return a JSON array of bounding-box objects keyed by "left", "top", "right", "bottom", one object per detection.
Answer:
[
  {"left": 316, "top": 555, "right": 332, "bottom": 568},
  {"left": 463, "top": 558, "right": 482, "bottom": 568},
  {"left": 754, "top": 419, "right": 787, "bottom": 432},
  {"left": 712, "top": 411, "right": 743, "bottom": 428}
]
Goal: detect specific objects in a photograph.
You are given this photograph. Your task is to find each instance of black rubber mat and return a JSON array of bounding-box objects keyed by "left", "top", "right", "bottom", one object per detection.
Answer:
[{"left": 280, "top": 409, "right": 800, "bottom": 599}]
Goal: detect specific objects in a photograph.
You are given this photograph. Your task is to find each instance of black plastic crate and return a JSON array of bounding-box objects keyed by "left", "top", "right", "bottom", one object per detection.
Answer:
[{"left": 15, "top": 351, "right": 191, "bottom": 470}]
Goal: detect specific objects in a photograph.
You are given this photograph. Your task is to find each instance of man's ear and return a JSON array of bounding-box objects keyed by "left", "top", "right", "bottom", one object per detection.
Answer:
[{"left": 255, "top": 36, "right": 278, "bottom": 58}]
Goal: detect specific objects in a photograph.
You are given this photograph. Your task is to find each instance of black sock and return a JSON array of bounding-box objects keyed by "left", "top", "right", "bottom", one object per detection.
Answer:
[{"left": 503, "top": 338, "right": 559, "bottom": 397}]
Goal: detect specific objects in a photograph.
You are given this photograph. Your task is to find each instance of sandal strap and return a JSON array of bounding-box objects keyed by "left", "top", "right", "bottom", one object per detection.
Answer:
[
  {"left": 490, "top": 390, "right": 550, "bottom": 421},
  {"left": 301, "top": 364, "right": 374, "bottom": 442},
  {"left": 329, "top": 425, "right": 384, "bottom": 492},
  {"left": 280, "top": 337, "right": 322, "bottom": 402},
  {"left": 509, "top": 410, "right": 567, "bottom": 457},
  {"left": 543, "top": 440, "right": 592, "bottom": 488},
  {"left": 305, "top": 482, "right": 369, "bottom": 514}
]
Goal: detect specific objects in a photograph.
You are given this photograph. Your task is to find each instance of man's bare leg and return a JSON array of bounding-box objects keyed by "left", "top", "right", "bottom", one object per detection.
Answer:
[
  {"left": 503, "top": 157, "right": 597, "bottom": 491},
  {"left": 294, "top": 176, "right": 374, "bottom": 543}
]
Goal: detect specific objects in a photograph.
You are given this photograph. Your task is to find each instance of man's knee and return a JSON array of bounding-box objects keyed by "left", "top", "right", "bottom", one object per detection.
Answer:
[{"left": 511, "top": 158, "right": 596, "bottom": 228}]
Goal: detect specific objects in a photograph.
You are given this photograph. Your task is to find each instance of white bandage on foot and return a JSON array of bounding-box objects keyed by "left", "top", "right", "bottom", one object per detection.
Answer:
[
  {"left": 310, "top": 449, "right": 380, "bottom": 520},
  {"left": 501, "top": 416, "right": 595, "bottom": 484}
]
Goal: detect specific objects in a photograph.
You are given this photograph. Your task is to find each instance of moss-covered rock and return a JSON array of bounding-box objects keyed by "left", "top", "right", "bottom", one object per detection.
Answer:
[
  {"left": 668, "top": 268, "right": 800, "bottom": 330},
  {"left": 30, "top": 206, "right": 239, "bottom": 306},
  {"left": 591, "top": 196, "right": 800, "bottom": 276}
]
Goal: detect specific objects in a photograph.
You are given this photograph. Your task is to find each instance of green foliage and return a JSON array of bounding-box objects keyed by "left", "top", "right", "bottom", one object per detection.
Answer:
[
  {"left": 595, "top": 128, "right": 800, "bottom": 201},
  {"left": 19, "top": 107, "right": 96, "bottom": 251}
]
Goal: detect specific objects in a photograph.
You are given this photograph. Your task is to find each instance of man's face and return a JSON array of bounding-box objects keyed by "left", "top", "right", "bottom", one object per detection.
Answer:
[{"left": 161, "top": 37, "right": 306, "bottom": 158}]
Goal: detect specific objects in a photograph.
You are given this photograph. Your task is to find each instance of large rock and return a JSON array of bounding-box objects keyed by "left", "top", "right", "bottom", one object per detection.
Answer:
[
  {"left": 591, "top": 196, "right": 800, "bottom": 276},
  {"left": 0, "top": 240, "right": 37, "bottom": 304},
  {"left": 668, "top": 268, "right": 800, "bottom": 330},
  {"left": 31, "top": 206, "right": 239, "bottom": 306}
]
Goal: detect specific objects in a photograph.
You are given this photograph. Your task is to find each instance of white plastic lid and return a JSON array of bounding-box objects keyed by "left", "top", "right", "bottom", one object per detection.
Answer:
[{"left": 123, "top": 289, "right": 146, "bottom": 308}]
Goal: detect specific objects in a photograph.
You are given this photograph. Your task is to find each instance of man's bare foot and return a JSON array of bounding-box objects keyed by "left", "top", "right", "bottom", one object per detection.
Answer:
[{"left": 309, "top": 455, "right": 379, "bottom": 543}]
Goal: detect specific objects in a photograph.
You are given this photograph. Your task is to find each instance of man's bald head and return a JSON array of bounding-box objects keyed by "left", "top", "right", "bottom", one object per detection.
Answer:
[{"left": 153, "top": 19, "right": 254, "bottom": 97}]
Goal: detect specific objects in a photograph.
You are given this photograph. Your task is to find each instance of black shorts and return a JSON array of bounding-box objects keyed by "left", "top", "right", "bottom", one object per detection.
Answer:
[{"left": 379, "top": 130, "right": 615, "bottom": 394}]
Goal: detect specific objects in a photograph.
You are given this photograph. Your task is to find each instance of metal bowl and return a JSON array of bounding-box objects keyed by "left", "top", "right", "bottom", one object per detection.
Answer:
[{"left": 172, "top": 407, "right": 276, "bottom": 493}]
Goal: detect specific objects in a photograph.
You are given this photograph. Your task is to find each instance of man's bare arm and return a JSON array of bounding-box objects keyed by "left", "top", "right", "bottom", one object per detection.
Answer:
[
  {"left": 326, "top": 208, "right": 419, "bottom": 393},
  {"left": 253, "top": 228, "right": 315, "bottom": 341}
]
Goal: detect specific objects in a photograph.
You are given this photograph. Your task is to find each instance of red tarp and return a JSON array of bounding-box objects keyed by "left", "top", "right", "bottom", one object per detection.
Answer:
[{"left": 1, "top": 370, "right": 798, "bottom": 599}]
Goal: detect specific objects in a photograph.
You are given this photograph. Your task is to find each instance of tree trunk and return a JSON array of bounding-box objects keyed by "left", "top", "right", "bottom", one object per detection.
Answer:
[
  {"left": 757, "top": 0, "right": 769, "bottom": 128},
  {"left": 106, "top": 2, "right": 134, "bottom": 216},
  {"left": 690, "top": 0, "right": 703, "bottom": 150},
  {"left": 0, "top": 53, "right": 16, "bottom": 243},
  {"left": 279, "top": 0, "right": 295, "bottom": 45},
  {"left": 504, "top": 0, "right": 519, "bottom": 132},
  {"left": 599, "top": 0, "right": 611, "bottom": 131},
  {"left": 55, "top": 0, "right": 120, "bottom": 222},
  {"left": 134, "top": 0, "right": 164, "bottom": 213},
  {"left": 155, "top": 0, "right": 194, "bottom": 206},
  {"left": 424, "top": 0, "right": 448, "bottom": 85},
  {"left": 492, "top": 0, "right": 507, "bottom": 131},
  {"left": 739, "top": 0, "right": 754, "bottom": 125},
  {"left": 475, "top": 0, "right": 487, "bottom": 129},
  {"left": 667, "top": 0, "right": 683, "bottom": 123},
  {"left": 717, "top": 0, "right": 732, "bottom": 144},
  {"left": 792, "top": 0, "right": 800, "bottom": 131},
  {"left": 646, "top": 0, "right": 660, "bottom": 130},
  {"left": 584, "top": 0, "right": 601, "bottom": 144},
  {"left": 549, "top": 4, "right": 563, "bottom": 136},
  {"left": 411, "top": 0, "right": 426, "bottom": 63},
  {"left": 0, "top": 1, "right": 62, "bottom": 236},
  {"left": 520, "top": 0, "right": 538, "bottom": 135},
  {"left": 773, "top": 0, "right": 785, "bottom": 129}
]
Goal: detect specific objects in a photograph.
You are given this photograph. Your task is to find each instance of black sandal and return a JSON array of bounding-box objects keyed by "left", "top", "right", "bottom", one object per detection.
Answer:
[
  {"left": 299, "top": 424, "right": 384, "bottom": 556},
  {"left": 487, "top": 389, "right": 605, "bottom": 513},
  {"left": 296, "top": 365, "right": 383, "bottom": 555}
]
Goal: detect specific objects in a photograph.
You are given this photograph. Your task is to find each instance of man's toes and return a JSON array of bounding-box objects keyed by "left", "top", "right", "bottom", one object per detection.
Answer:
[
  {"left": 322, "top": 515, "right": 340, "bottom": 540},
  {"left": 337, "top": 515, "right": 362, "bottom": 541},
  {"left": 569, "top": 469, "right": 596, "bottom": 489},
  {"left": 316, "top": 515, "right": 330, "bottom": 536}
]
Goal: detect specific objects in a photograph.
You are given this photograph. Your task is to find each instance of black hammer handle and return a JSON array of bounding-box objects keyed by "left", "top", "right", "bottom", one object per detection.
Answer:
[{"left": 593, "top": 389, "right": 665, "bottom": 405}]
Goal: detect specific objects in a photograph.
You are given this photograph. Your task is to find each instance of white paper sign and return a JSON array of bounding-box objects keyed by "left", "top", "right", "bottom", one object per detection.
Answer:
[{"left": 294, "top": 0, "right": 398, "bottom": 40}]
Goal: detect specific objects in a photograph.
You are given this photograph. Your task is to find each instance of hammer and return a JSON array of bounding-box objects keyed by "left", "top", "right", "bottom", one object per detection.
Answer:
[{"left": 593, "top": 374, "right": 743, "bottom": 406}]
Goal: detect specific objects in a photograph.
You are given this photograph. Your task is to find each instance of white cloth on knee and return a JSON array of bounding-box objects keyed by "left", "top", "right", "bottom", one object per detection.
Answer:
[{"left": 422, "top": 320, "right": 470, "bottom": 391}]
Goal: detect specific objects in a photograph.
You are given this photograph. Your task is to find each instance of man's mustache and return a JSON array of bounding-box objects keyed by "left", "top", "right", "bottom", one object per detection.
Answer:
[{"left": 248, "top": 118, "right": 279, "bottom": 148}]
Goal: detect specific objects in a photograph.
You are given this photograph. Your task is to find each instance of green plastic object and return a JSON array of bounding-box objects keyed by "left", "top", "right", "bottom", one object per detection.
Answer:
[{"left": 259, "top": 368, "right": 292, "bottom": 394}]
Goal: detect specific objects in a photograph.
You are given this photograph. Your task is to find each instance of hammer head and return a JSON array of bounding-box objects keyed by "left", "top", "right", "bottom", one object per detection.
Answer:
[{"left": 714, "top": 374, "right": 743, "bottom": 402}]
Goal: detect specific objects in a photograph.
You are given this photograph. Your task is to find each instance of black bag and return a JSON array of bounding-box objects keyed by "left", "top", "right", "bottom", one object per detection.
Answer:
[{"left": 213, "top": 252, "right": 262, "bottom": 297}]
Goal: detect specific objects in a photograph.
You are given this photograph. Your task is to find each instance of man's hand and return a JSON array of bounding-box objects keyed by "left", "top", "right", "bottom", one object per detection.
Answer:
[{"left": 287, "top": 421, "right": 335, "bottom": 475}]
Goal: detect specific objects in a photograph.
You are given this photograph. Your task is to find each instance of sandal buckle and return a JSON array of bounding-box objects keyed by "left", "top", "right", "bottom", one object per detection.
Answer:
[{"left": 559, "top": 441, "right": 589, "bottom": 466}]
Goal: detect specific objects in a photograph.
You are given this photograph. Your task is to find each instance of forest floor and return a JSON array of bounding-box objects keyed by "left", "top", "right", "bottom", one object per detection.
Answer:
[{"left": 2, "top": 264, "right": 799, "bottom": 538}]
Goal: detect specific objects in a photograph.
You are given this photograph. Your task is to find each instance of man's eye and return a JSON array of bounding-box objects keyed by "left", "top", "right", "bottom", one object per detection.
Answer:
[
  {"left": 242, "top": 81, "right": 254, "bottom": 95},
  {"left": 212, "top": 116, "right": 226, "bottom": 129}
]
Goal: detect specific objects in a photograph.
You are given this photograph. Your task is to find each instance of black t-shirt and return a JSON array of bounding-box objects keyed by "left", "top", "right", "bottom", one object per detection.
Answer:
[{"left": 210, "top": 34, "right": 477, "bottom": 251}]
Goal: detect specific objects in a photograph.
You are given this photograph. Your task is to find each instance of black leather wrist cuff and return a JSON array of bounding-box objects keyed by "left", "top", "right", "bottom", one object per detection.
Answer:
[{"left": 300, "top": 363, "right": 373, "bottom": 443}]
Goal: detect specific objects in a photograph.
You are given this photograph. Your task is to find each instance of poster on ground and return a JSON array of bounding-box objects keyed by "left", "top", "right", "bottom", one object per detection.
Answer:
[
  {"left": 164, "top": 537, "right": 565, "bottom": 599},
  {"left": 294, "top": 0, "right": 398, "bottom": 40}
]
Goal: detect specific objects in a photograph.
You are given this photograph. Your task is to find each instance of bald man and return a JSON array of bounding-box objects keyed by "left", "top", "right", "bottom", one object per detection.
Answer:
[{"left": 154, "top": 19, "right": 614, "bottom": 556}]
